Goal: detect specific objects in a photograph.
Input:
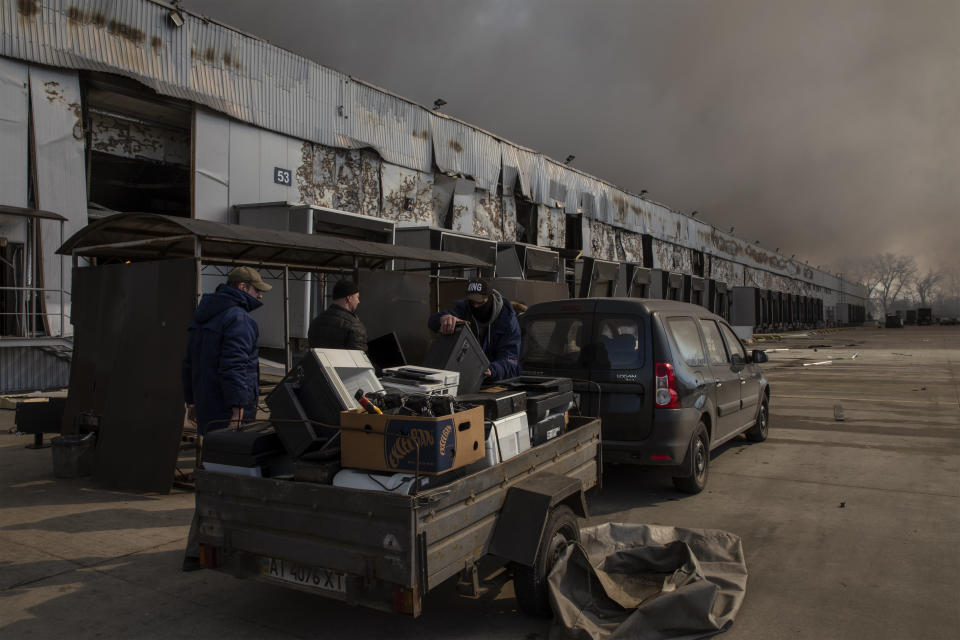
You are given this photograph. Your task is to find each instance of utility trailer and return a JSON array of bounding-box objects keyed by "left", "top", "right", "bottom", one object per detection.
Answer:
[{"left": 194, "top": 416, "right": 601, "bottom": 617}]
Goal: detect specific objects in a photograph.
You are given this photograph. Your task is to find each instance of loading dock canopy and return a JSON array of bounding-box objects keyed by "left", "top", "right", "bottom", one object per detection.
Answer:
[{"left": 58, "top": 212, "right": 491, "bottom": 271}]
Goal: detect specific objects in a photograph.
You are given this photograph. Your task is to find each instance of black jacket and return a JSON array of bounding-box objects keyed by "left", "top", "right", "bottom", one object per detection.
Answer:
[{"left": 308, "top": 304, "right": 368, "bottom": 351}]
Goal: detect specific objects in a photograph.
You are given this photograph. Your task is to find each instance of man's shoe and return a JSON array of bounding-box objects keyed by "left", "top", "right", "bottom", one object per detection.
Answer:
[{"left": 182, "top": 557, "right": 202, "bottom": 572}]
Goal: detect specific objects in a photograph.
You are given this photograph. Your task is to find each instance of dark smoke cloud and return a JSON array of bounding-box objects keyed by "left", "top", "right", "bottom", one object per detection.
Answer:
[{"left": 185, "top": 0, "right": 959, "bottom": 272}]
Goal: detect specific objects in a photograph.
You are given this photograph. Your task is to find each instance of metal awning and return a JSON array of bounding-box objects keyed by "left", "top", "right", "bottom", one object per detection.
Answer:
[
  {"left": 58, "top": 212, "right": 491, "bottom": 271},
  {"left": 0, "top": 205, "right": 68, "bottom": 221}
]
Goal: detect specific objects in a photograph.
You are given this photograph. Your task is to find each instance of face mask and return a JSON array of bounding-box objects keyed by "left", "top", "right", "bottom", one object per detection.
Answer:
[{"left": 471, "top": 297, "right": 494, "bottom": 322}]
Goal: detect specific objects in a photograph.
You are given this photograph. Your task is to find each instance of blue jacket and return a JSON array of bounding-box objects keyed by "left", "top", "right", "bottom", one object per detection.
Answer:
[
  {"left": 428, "top": 291, "right": 521, "bottom": 381},
  {"left": 182, "top": 284, "right": 261, "bottom": 435}
]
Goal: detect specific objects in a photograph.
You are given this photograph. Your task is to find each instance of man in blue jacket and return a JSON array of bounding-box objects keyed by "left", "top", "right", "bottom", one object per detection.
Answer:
[
  {"left": 428, "top": 278, "right": 521, "bottom": 381},
  {"left": 182, "top": 266, "right": 270, "bottom": 571},
  {"left": 182, "top": 265, "right": 271, "bottom": 434}
]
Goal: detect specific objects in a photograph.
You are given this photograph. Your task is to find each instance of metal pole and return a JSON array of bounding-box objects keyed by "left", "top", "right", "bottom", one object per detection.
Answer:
[
  {"left": 283, "top": 266, "right": 291, "bottom": 373},
  {"left": 194, "top": 238, "right": 202, "bottom": 303},
  {"left": 59, "top": 220, "right": 64, "bottom": 337}
]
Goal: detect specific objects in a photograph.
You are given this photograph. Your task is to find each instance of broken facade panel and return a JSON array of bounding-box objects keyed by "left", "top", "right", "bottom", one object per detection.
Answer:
[
  {"left": 501, "top": 193, "right": 518, "bottom": 243},
  {"left": 505, "top": 143, "right": 548, "bottom": 204},
  {"left": 586, "top": 219, "right": 618, "bottom": 261},
  {"left": 450, "top": 179, "right": 477, "bottom": 236},
  {"left": 651, "top": 238, "right": 693, "bottom": 273},
  {"left": 88, "top": 110, "right": 189, "bottom": 165},
  {"left": 343, "top": 80, "right": 432, "bottom": 174},
  {"left": 617, "top": 228, "right": 644, "bottom": 263},
  {"left": 30, "top": 66, "right": 87, "bottom": 336},
  {"left": 537, "top": 205, "right": 566, "bottom": 249},
  {"left": 381, "top": 162, "right": 434, "bottom": 224},
  {"left": 474, "top": 188, "right": 504, "bottom": 240},
  {"left": 709, "top": 256, "right": 744, "bottom": 287},
  {"left": 431, "top": 174, "right": 456, "bottom": 228},
  {"left": 334, "top": 149, "right": 381, "bottom": 216},
  {"left": 296, "top": 142, "right": 337, "bottom": 208},
  {"left": 429, "top": 114, "right": 501, "bottom": 192}
]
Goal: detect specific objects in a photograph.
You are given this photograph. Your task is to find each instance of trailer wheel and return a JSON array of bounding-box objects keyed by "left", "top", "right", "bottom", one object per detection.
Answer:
[{"left": 513, "top": 504, "right": 580, "bottom": 617}]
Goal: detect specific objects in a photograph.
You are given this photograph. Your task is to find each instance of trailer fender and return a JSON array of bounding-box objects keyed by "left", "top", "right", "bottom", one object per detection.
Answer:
[{"left": 488, "top": 472, "right": 588, "bottom": 567}]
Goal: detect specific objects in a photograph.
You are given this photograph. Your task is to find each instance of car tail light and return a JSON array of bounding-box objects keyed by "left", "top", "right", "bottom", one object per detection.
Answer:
[{"left": 654, "top": 362, "right": 680, "bottom": 408}]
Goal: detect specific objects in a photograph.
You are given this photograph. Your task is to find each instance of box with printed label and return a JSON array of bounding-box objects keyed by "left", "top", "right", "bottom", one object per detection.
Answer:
[{"left": 339, "top": 406, "right": 484, "bottom": 475}]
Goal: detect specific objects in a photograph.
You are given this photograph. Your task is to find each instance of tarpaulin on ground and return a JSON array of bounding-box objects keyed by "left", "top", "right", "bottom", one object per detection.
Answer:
[{"left": 548, "top": 523, "right": 748, "bottom": 640}]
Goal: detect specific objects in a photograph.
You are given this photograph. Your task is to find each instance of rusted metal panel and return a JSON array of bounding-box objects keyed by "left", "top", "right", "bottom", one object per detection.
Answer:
[
  {"left": 344, "top": 80, "right": 431, "bottom": 174},
  {"left": 429, "top": 113, "right": 500, "bottom": 193},
  {"left": 0, "top": 57, "right": 28, "bottom": 209},
  {"left": 381, "top": 162, "right": 434, "bottom": 224},
  {"left": 88, "top": 109, "right": 188, "bottom": 164},
  {"left": 30, "top": 66, "right": 86, "bottom": 337},
  {"left": 536, "top": 205, "right": 565, "bottom": 249}
]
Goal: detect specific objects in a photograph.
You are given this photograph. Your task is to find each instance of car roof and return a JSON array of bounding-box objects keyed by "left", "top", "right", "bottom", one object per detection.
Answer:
[{"left": 526, "top": 297, "right": 728, "bottom": 322}]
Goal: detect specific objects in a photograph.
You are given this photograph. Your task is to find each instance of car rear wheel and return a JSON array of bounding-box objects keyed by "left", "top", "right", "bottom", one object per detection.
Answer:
[
  {"left": 745, "top": 397, "right": 769, "bottom": 442},
  {"left": 672, "top": 421, "right": 709, "bottom": 494}
]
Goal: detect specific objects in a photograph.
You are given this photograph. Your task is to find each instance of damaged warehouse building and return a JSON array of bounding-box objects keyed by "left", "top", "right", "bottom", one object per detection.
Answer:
[{"left": 0, "top": 0, "right": 866, "bottom": 394}]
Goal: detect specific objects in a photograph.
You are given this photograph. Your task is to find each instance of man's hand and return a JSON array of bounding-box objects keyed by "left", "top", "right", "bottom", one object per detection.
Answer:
[
  {"left": 230, "top": 406, "right": 242, "bottom": 428},
  {"left": 483, "top": 368, "right": 492, "bottom": 378},
  {"left": 438, "top": 314, "right": 462, "bottom": 335},
  {"left": 186, "top": 404, "right": 197, "bottom": 425}
]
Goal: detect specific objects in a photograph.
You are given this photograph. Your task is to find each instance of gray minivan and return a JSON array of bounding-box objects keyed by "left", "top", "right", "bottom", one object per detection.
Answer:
[{"left": 519, "top": 298, "right": 770, "bottom": 493}]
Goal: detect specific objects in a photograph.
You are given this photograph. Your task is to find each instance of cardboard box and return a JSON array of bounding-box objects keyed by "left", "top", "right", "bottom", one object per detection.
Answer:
[{"left": 340, "top": 406, "right": 484, "bottom": 475}]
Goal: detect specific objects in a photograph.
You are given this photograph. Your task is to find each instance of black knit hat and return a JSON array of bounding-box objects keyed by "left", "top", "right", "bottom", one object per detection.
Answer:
[{"left": 332, "top": 279, "right": 359, "bottom": 299}]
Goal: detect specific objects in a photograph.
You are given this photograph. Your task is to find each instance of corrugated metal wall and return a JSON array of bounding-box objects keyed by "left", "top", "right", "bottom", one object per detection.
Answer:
[{"left": 0, "top": 347, "right": 70, "bottom": 394}]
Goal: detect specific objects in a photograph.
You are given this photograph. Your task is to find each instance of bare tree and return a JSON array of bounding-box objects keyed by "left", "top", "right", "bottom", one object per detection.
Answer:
[
  {"left": 912, "top": 268, "right": 943, "bottom": 307},
  {"left": 853, "top": 253, "right": 917, "bottom": 316}
]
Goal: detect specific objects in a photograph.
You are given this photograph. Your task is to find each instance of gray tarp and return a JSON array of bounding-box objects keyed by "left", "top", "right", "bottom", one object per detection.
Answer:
[{"left": 548, "top": 523, "right": 748, "bottom": 640}]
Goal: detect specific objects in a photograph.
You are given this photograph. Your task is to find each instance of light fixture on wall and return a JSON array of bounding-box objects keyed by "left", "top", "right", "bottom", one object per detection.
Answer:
[
  {"left": 729, "top": 226, "right": 735, "bottom": 233},
  {"left": 690, "top": 210, "right": 698, "bottom": 217},
  {"left": 640, "top": 189, "right": 648, "bottom": 197},
  {"left": 432, "top": 98, "right": 447, "bottom": 110},
  {"left": 168, "top": 1, "right": 184, "bottom": 27},
  {"left": 564, "top": 155, "right": 575, "bottom": 165}
]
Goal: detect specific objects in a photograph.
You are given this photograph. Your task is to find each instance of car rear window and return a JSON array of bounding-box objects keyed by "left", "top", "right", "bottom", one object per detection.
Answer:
[
  {"left": 666, "top": 317, "right": 706, "bottom": 366},
  {"left": 521, "top": 316, "right": 586, "bottom": 366},
  {"left": 594, "top": 317, "right": 644, "bottom": 369}
]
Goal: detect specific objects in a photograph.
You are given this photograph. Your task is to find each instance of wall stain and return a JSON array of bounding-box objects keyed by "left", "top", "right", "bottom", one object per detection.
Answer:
[
  {"left": 108, "top": 19, "right": 145, "bottom": 44},
  {"left": 448, "top": 139, "right": 463, "bottom": 153},
  {"left": 17, "top": 0, "right": 39, "bottom": 18}
]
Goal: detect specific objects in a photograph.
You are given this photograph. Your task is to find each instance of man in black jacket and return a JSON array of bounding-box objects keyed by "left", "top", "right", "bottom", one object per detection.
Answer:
[{"left": 307, "top": 278, "right": 367, "bottom": 351}]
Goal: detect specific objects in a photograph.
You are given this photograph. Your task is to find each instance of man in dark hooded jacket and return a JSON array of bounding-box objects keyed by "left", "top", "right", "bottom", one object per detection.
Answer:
[
  {"left": 427, "top": 278, "right": 521, "bottom": 381},
  {"left": 182, "top": 266, "right": 271, "bottom": 435}
]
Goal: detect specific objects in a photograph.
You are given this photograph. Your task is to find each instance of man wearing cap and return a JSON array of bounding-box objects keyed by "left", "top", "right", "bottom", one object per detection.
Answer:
[
  {"left": 428, "top": 278, "right": 521, "bottom": 381},
  {"left": 307, "top": 278, "right": 367, "bottom": 351},
  {"left": 181, "top": 266, "right": 270, "bottom": 572},
  {"left": 182, "top": 266, "right": 271, "bottom": 436}
]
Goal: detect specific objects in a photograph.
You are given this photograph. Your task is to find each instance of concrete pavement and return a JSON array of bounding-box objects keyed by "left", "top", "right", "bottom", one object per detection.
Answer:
[{"left": 1, "top": 325, "right": 958, "bottom": 638}]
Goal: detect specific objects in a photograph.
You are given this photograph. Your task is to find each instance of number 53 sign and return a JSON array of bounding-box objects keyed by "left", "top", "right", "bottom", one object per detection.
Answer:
[{"left": 274, "top": 167, "right": 292, "bottom": 186}]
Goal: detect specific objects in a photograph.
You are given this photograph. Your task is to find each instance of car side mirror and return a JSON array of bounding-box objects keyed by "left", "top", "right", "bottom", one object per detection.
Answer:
[
  {"left": 751, "top": 350, "right": 768, "bottom": 364},
  {"left": 730, "top": 353, "right": 746, "bottom": 372}
]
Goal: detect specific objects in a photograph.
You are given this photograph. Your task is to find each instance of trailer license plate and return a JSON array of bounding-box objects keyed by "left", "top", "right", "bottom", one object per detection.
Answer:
[{"left": 259, "top": 556, "right": 346, "bottom": 593}]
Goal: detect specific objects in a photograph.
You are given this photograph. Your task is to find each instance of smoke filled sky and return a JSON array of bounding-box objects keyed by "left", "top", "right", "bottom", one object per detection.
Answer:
[{"left": 185, "top": 0, "right": 958, "bottom": 273}]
